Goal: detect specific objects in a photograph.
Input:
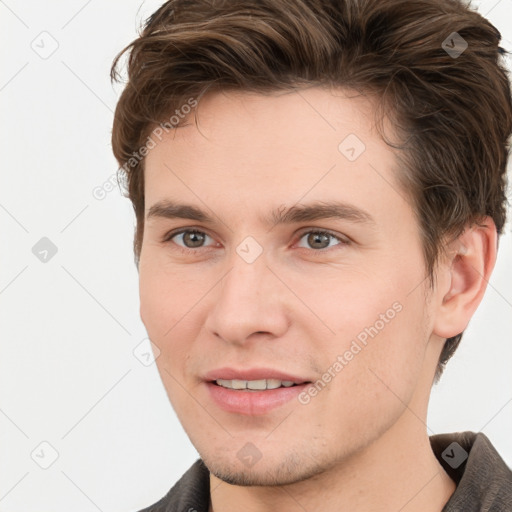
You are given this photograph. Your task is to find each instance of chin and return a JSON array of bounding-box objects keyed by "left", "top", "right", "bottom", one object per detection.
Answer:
[{"left": 201, "top": 449, "right": 328, "bottom": 487}]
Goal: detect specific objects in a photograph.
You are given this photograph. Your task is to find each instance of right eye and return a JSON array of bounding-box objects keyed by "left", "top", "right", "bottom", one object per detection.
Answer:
[{"left": 163, "top": 228, "right": 219, "bottom": 253}]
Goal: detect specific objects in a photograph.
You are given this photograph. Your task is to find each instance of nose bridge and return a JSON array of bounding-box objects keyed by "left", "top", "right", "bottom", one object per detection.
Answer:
[
  {"left": 219, "top": 243, "right": 271, "bottom": 316},
  {"left": 205, "top": 240, "right": 288, "bottom": 343},
  {"left": 221, "top": 234, "right": 270, "bottom": 300}
]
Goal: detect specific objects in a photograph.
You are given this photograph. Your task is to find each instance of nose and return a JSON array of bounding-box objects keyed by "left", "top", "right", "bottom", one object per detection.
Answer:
[{"left": 203, "top": 248, "right": 290, "bottom": 346}]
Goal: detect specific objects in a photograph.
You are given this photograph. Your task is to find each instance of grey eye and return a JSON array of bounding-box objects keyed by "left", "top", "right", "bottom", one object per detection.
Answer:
[
  {"left": 297, "top": 231, "right": 343, "bottom": 250},
  {"left": 173, "top": 230, "right": 212, "bottom": 248}
]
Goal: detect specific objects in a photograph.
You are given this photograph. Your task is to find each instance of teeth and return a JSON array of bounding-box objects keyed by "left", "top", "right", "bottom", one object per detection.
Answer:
[
  {"left": 248, "top": 379, "right": 267, "bottom": 390},
  {"left": 215, "top": 379, "right": 298, "bottom": 390},
  {"left": 231, "top": 379, "right": 247, "bottom": 390}
]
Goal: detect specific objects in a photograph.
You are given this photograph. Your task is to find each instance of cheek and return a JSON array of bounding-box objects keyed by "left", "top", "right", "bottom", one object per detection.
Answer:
[
  {"left": 303, "top": 309, "right": 428, "bottom": 455},
  {"left": 304, "top": 268, "right": 429, "bottom": 407},
  {"left": 292, "top": 267, "right": 404, "bottom": 348},
  {"left": 139, "top": 269, "right": 170, "bottom": 340},
  {"left": 334, "top": 297, "right": 428, "bottom": 420},
  {"left": 138, "top": 257, "right": 219, "bottom": 387},
  {"left": 139, "top": 253, "right": 205, "bottom": 338}
]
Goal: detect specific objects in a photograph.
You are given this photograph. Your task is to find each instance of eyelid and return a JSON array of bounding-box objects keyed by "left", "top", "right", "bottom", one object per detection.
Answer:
[
  {"left": 162, "top": 227, "right": 217, "bottom": 247},
  {"left": 294, "top": 227, "right": 350, "bottom": 244}
]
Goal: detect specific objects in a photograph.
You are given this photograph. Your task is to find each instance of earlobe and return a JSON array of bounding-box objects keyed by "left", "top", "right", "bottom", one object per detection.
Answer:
[{"left": 433, "top": 217, "right": 497, "bottom": 339}]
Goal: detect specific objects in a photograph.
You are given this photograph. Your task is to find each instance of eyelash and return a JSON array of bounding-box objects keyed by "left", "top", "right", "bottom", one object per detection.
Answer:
[{"left": 162, "top": 228, "right": 349, "bottom": 255}]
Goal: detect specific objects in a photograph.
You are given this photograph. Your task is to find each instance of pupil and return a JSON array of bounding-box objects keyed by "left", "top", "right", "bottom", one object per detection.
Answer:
[
  {"left": 185, "top": 231, "right": 204, "bottom": 248},
  {"left": 309, "top": 232, "right": 329, "bottom": 249}
]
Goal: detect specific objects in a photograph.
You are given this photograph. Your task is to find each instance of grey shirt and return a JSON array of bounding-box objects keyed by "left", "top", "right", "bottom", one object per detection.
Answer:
[{"left": 138, "top": 431, "right": 512, "bottom": 511}]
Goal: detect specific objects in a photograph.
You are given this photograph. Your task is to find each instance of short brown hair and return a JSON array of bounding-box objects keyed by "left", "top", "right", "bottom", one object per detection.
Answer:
[{"left": 110, "top": 0, "right": 512, "bottom": 382}]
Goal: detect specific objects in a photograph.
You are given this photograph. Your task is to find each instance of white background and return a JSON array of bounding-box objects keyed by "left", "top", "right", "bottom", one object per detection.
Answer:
[{"left": 1, "top": 1, "right": 511, "bottom": 510}]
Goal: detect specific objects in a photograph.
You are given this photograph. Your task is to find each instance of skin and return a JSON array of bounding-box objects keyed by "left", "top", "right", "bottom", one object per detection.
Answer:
[{"left": 139, "top": 87, "right": 496, "bottom": 511}]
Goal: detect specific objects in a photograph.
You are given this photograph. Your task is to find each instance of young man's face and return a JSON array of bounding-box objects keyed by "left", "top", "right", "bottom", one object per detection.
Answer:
[{"left": 139, "top": 87, "right": 444, "bottom": 485}]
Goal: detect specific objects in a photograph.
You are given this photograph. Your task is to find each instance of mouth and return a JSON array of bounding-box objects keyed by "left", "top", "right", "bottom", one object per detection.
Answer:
[
  {"left": 211, "top": 378, "right": 310, "bottom": 391},
  {"left": 202, "top": 369, "right": 313, "bottom": 415},
  {"left": 203, "top": 367, "right": 312, "bottom": 385}
]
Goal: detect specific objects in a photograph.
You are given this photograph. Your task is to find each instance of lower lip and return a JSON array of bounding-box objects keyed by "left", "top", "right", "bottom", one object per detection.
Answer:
[{"left": 205, "top": 382, "right": 311, "bottom": 415}]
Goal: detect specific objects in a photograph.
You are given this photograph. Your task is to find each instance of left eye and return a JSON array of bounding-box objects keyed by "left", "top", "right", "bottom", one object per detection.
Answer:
[{"left": 296, "top": 230, "right": 346, "bottom": 250}]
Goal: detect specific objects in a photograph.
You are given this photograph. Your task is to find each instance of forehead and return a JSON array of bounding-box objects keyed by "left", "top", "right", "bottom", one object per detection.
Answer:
[
  {"left": 163, "top": 87, "right": 380, "bottom": 153},
  {"left": 143, "top": 87, "right": 408, "bottom": 222}
]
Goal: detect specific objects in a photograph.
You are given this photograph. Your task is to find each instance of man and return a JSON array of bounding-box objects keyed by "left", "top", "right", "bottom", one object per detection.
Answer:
[{"left": 110, "top": 0, "right": 512, "bottom": 510}]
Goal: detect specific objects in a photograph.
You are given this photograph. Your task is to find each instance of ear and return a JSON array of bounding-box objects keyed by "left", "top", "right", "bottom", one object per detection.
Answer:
[{"left": 432, "top": 217, "right": 498, "bottom": 339}]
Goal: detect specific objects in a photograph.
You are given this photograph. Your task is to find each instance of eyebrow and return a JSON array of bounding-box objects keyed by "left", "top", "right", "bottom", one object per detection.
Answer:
[{"left": 146, "top": 199, "right": 375, "bottom": 228}]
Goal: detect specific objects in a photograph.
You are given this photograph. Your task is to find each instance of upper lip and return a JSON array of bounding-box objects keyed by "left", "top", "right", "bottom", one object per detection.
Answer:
[{"left": 204, "top": 367, "right": 311, "bottom": 384}]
